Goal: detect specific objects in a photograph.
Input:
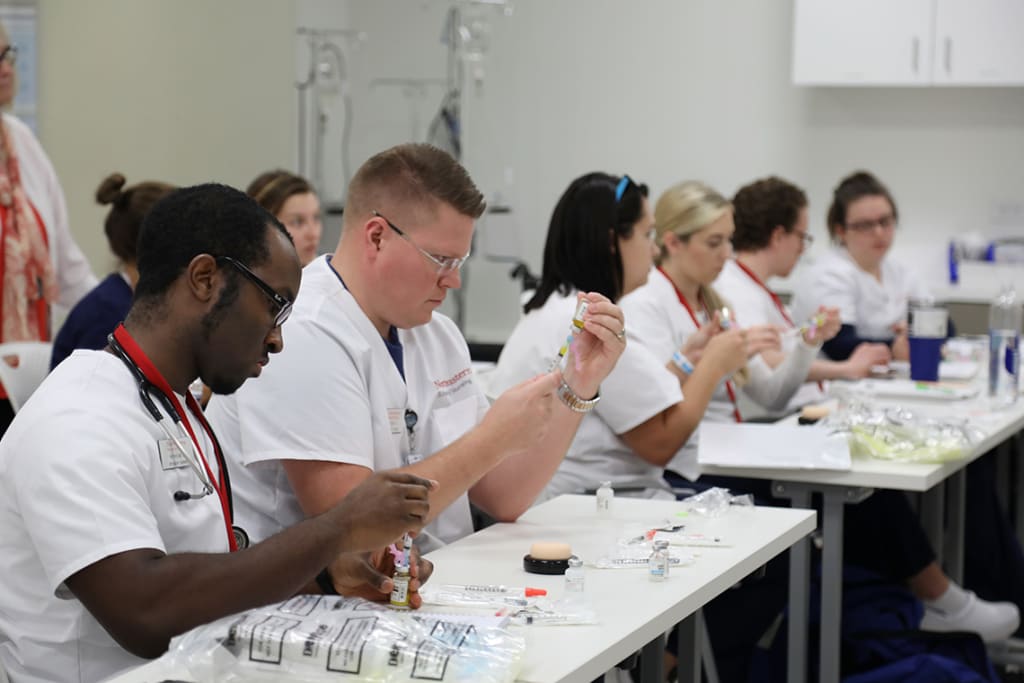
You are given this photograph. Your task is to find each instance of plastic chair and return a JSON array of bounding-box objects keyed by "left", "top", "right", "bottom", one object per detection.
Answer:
[{"left": 0, "top": 341, "right": 53, "bottom": 412}]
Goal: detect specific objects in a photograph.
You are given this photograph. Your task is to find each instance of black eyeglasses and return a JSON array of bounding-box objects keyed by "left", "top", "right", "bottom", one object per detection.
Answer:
[
  {"left": 217, "top": 256, "right": 293, "bottom": 328},
  {"left": 0, "top": 46, "right": 17, "bottom": 67},
  {"left": 372, "top": 210, "right": 470, "bottom": 275}
]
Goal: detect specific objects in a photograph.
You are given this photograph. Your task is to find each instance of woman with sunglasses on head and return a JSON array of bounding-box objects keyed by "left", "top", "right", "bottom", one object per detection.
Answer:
[
  {"left": 0, "top": 22, "right": 96, "bottom": 431},
  {"left": 790, "top": 171, "right": 932, "bottom": 362},
  {"left": 490, "top": 173, "right": 748, "bottom": 503}
]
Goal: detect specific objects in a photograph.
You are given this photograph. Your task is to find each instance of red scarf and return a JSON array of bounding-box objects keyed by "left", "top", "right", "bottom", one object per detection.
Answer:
[{"left": 0, "top": 120, "right": 55, "bottom": 344}]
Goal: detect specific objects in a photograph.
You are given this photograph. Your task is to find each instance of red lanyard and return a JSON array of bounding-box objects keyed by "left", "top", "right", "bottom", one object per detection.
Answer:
[
  {"left": 113, "top": 324, "right": 237, "bottom": 551},
  {"left": 733, "top": 261, "right": 824, "bottom": 392},
  {"left": 657, "top": 267, "right": 742, "bottom": 423},
  {"left": 733, "top": 261, "right": 796, "bottom": 327}
]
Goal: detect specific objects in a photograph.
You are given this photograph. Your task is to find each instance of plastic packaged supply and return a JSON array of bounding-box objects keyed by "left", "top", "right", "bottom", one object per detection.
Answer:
[
  {"left": 823, "top": 400, "right": 982, "bottom": 464},
  {"left": 163, "top": 595, "right": 525, "bottom": 682}
]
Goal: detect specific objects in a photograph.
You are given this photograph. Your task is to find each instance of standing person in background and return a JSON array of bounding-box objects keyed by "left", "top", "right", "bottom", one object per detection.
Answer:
[
  {"left": 790, "top": 171, "right": 931, "bottom": 361},
  {"left": 0, "top": 22, "right": 96, "bottom": 428},
  {"left": 714, "top": 175, "right": 892, "bottom": 417},
  {"left": 247, "top": 169, "right": 323, "bottom": 266},
  {"left": 50, "top": 174, "right": 175, "bottom": 369}
]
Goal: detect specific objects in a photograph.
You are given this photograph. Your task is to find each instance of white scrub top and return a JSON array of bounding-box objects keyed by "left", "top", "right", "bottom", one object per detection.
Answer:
[
  {"left": 0, "top": 351, "right": 228, "bottom": 683},
  {"left": 623, "top": 267, "right": 819, "bottom": 474},
  {"left": 488, "top": 290, "right": 682, "bottom": 501},
  {"left": 790, "top": 247, "right": 931, "bottom": 340},
  {"left": 714, "top": 259, "right": 826, "bottom": 412},
  {"left": 208, "top": 256, "right": 489, "bottom": 553},
  {"left": 620, "top": 268, "right": 734, "bottom": 478}
]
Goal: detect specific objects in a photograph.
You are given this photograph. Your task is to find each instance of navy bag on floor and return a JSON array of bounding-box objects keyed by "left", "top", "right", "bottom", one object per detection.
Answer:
[{"left": 751, "top": 565, "right": 1000, "bottom": 682}]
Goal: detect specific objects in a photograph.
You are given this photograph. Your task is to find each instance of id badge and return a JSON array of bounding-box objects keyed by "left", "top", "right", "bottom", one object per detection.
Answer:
[
  {"left": 388, "top": 408, "right": 404, "bottom": 435},
  {"left": 405, "top": 452, "right": 423, "bottom": 466},
  {"left": 158, "top": 438, "right": 191, "bottom": 470}
]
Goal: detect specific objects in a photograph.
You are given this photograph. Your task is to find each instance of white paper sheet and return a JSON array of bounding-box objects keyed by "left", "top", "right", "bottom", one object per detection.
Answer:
[{"left": 697, "top": 423, "right": 851, "bottom": 471}]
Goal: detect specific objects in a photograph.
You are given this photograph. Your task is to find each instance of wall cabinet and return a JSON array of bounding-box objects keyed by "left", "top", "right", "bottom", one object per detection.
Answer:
[{"left": 792, "top": 0, "right": 1024, "bottom": 86}]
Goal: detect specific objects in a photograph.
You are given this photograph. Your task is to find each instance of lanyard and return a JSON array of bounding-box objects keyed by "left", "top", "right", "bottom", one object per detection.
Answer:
[
  {"left": 733, "top": 261, "right": 796, "bottom": 327},
  {"left": 733, "top": 261, "right": 824, "bottom": 393},
  {"left": 112, "top": 324, "right": 237, "bottom": 551},
  {"left": 657, "top": 267, "right": 742, "bottom": 423}
]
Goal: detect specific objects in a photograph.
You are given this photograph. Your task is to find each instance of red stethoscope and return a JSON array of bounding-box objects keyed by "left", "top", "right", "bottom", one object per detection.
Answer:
[
  {"left": 658, "top": 267, "right": 742, "bottom": 423},
  {"left": 107, "top": 324, "right": 244, "bottom": 551}
]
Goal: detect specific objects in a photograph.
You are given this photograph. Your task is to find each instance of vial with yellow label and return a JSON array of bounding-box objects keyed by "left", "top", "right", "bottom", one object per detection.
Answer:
[
  {"left": 389, "top": 565, "right": 411, "bottom": 609},
  {"left": 572, "top": 299, "right": 589, "bottom": 330}
]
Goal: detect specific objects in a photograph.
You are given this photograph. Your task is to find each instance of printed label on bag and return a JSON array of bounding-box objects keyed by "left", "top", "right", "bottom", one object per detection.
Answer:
[
  {"left": 247, "top": 616, "right": 302, "bottom": 664},
  {"left": 326, "top": 616, "right": 377, "bottom": 674}
]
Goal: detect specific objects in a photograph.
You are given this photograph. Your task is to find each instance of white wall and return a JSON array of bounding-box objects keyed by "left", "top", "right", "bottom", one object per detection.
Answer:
[
  {"left": 32, "top": 0, "right": 1024, "bottom": 340},
  {"left": 37, "top": 0, "right": 296, "bottom": 273},
  {"left": 334, "top": 0, "right": 1024, "bottom": 341}
]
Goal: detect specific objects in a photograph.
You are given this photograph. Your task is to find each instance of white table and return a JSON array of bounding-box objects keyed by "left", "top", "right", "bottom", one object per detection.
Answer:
[
  {"left": 701, "top": 384, "right": 1024, "bottom": 683},
  {"left": 102, "top": 495, "right": 814, "bottom": 683}
]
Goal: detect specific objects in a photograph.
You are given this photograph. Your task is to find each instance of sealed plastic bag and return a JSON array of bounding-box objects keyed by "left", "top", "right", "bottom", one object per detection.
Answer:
[
  {"left": 823, "top": 399, "right": 982, "bottom": 464},
  {"left": 162, "top": 595, "right": 525, "bottom": 682}
]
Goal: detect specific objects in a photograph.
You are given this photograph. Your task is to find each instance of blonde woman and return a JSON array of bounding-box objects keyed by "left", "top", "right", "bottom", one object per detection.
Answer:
[
  {"left": 625, "top": 181, "right": 1019, "bottom": 649},
  {"left": 620, "top": 180, "right": 833, "bottom": 478}
]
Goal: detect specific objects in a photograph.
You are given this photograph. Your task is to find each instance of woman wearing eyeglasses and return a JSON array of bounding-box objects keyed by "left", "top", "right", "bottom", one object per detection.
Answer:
[
  {"left": 0, "top": 22, "right": 96, "bottom": 430},
  {"left": 790, "top": 171, "right": 930, "bottom": 362}
]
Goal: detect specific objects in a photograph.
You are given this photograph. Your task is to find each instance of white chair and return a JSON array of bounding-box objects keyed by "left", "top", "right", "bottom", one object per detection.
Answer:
[{"left": 0, "top": 341, "right": 53, "bottom": 412}]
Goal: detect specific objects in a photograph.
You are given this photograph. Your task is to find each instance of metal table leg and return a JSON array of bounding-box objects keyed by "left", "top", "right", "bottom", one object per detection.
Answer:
[
  {"left": 774, "top": 482, "right": 872, "bottom": 683},
  {"left": 773, "top": 483, "right": 811, "bottom": 683},
  {"left": 675, "top": 611, "right": 699, "bottom": 683},
  {"left": 920, "top": 482, "right": 945, "bottom": 565},
  {"left": 638, "top": 632, "right": 666, "bottom": 683},
  {"left": 946, "top": 468, "right": 966, "bottom": 584}
]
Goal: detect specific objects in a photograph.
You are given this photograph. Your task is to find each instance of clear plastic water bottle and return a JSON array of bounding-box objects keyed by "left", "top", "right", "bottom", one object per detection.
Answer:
[
  {"left": 648, "top": 540, "right": 670, "bottom": 582},
  {"left": 988, "top": 286, "right": 1021, "bottom": 407}
]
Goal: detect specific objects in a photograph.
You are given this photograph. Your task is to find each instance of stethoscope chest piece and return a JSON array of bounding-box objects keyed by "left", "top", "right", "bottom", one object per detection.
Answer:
[{"left": 232, "top": 526, "right": 250, "bottom": 550}]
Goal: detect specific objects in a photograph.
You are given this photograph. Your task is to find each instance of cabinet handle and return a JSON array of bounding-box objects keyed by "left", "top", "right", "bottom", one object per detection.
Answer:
[
  {"left": 944, "top": 37, "right": 952, "bottom": 75},
  {"left": 912, "top": 37, "right": 920, "bottom": 74}
]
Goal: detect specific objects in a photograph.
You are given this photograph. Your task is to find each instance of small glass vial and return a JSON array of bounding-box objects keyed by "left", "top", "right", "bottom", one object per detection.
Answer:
[
  {"left": 564, "top": 556, "right": 585, "bottom": 595},
  {"left": 648, "top": 540, "right": 670, "bottom": 582},
  {"left": 596, "top": 481, "right": 614, "bottom": 516},
  {"left": 572, "top": 299, "right": 590, "bottom": 330},
  {"left": 389, "top": 565, "right": 411, "bottom": 609}
]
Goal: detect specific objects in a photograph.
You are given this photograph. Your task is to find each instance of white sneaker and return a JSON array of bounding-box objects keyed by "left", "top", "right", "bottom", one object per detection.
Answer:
[{"left": 920, "top": 590, "right": 1020, "bottom": 642}]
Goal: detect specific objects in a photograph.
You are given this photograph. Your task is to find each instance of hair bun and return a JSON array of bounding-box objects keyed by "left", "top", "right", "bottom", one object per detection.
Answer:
[{"left": 96, "top": 173, "right": 127, "bottom": 205}]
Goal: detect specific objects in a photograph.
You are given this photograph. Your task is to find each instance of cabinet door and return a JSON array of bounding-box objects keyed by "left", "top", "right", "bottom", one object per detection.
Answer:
[
  {"left": 933, "top": 0, "right": 1024, "bottom": 84},
  {"left": 792, "top": 0, "right": 934, "bottom": 85}
]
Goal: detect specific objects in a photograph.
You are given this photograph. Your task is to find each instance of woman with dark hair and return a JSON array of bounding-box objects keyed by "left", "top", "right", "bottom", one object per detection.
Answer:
[
  {"left": 246, "top": 170, "right": 322, "bottom": 266},
  {"left": 790, "top": 171, "right": 930, "bottom": 362},
  {"left": 489, "top": 172, "right": 748, "bottom": 502},
  {"left": 50, "top": 174, "right": 175, "bottom": 369}
]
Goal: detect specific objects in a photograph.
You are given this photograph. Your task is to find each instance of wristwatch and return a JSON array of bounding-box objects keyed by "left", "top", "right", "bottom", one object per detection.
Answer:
[{"left": 557, "top": 376, "right": 600, "bottom": 413}]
